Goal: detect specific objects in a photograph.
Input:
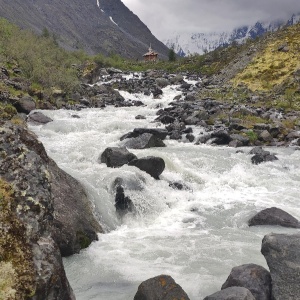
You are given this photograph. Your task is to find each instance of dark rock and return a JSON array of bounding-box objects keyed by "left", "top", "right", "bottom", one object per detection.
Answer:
[
  {"left": 261, "top": 233, "right": 300, "bottom": 300},
  {"left": 134, "top": 275, "right": 190, "bottom": 300},
  {"left": 155, "top": 78, "right": 170, "bottom": 88},
  {"left": 221, "top": 264, "right": 271, "bottom": 300},
  {"left": 186, "top": 133, "right": 195, "bottom": 142},
  {"left": 169, "top": 181, "right": 190, "bottom": 191},
  {"left": 0, "top": 122, "right": 95, "bottom": 299},
  {"left": 129, "top": 156, "right": 165, "bottom": 179},
  {"left": 135, "top": 115, "right": 146, "bottom": 120},
  {"left": 181, "top": 82, "right": 192, "bottom": 90},
  {"left": 13, "top": 96, "right": 36, "bottom": 114},
  {"left": 114, "top": 185, "right": 134, "bottom": 215},
  {"left": 123, "top": 133, "right": 166, "bottom": 149},
  {"left": 71, "top": 115, "right": 81, "bottom": 118},
  {"left": 152, "top": 87, "right": 163, "bottom": 98},
  {"left": 27, "top": 111, "right": 53, "bottom": 124},
  {"left": 169, "top": 130, "right": 182, "bottom": 140},
  {"left": 230, "top": 134, "right": 250, "bottom": 146},
  {"left": 211, "top": 130, "right": 232, "bottom": 145},
  {"left": 248, "top": 207, "right": 300, "bottom": 228},
  {"left": 204, "top": 287, "right": 255, "bottom": 300},
  {"left": 49, "top": 159, "right": 102, "bottom": 256},
  {"left": 249, "top": 147, "right": 278, "bottom": 164},
  {"left": 197, "top": 134, "right": 212, "bottom": 144},
  {"left": 133, "top": 128, "right": 168, "bottom": 140},
  {"left": 100, "top": 147, "right": 137, "bottom": 168},
  {"left": 157, "top": 115, "right": 176, "bottom": 124}
]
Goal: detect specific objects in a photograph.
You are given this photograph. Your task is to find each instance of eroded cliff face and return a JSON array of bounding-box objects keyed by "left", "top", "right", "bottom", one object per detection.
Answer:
[
  {"left": 0, "top": 0, "right": 169, "bottom": 59},
  {"left": 0, "top": 121, "right": 102, "bottom": 299}
]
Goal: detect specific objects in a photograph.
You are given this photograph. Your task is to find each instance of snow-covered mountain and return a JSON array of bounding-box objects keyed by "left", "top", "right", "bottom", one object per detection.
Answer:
[{"left": 165, "top": 14, "right": 300, "bottom": 56}]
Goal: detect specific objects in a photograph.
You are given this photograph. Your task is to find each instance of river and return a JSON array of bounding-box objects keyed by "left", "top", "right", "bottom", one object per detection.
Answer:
[{"left": 29, "top": 76, "right": 300, "bottom": 299}]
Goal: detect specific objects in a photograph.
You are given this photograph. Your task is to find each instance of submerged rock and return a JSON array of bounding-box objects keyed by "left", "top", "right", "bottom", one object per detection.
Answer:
[
  {"left": 204, "top": 287, "right": 255, "bottom": 300},
  {"left": 248, "top": 207, "right": 300, "bottom": 228},
  {"left": 114, "top": 185, "right": 134, "bottom": 216},
  {"left": 261, "top": 233, "right": 300, "bottom": 300},
  {"left": 221, "top": 264, "right": 271, "bottom": 300},
  {"left": 134, "top": 275, "right": 190, "bottom": 300},
  {"left": 249, "top": 147, "right": 278, "bottom": 164}
]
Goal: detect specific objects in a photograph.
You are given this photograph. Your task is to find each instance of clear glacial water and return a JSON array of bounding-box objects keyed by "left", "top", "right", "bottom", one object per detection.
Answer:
[{"left": 29, "top": 80, "right": 300, "bottom": 300}]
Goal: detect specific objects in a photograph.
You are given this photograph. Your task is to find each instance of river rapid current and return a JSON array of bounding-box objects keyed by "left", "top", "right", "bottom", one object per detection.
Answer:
[{"left": 29, "top": 76, "right": 300, "bottom": 299}]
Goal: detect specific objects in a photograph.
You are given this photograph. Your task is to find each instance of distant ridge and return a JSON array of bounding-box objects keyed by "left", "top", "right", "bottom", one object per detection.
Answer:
[
  {"left": 0, "top": 0, "right": 169, "bottom": 59},
  {"left": 165, "top": 13, "right": 300, "bottom": 56}
]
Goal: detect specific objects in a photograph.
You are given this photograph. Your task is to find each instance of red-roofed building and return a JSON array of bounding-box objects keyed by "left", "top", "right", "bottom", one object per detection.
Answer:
[{"left": 143, "top": 45, "right": 158, "bottom": 61}]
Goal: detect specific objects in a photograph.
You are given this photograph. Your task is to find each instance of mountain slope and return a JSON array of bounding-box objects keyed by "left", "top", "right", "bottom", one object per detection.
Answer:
[
  {"left": 0, "top": 0, "right": 169, "bottom": 59},
  {"left": 165, "top": 14, "right": 300, "bottom": 56}
]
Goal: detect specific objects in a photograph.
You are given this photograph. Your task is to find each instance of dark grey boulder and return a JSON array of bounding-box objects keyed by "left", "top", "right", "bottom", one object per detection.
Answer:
[
  {"left": 169, "top": 181, "right": 190, "bottom": 191},
  {"left": 14, "top": 96, "right": 36, "bottom": 114},
  {"left": 249, "top": 207, "right": 300, "bottom": 228},
  {"left": 49, "top": 159, "right": 102, "bottom": 257},
  {"left": 230, "top": 134, "right": 250, "bottom": 146},
  {"left": 155, "top": 78, "right": 170, "bottom": 88},
  {"left": 123, "top": 133, "right": 166, "bottom": 149},
  {"left": 211, "top": 130, "right": 232, "bottom": 145},
  {"left": 99, "top": 147, "right": 137, "bottom": 168},
  {"left": 204, "top": 287, "right": 255, "bottom": 300},
  {"left": 261, "top": 233, "right": 300, "bottom": 300},
  {"left": 27, "top": 111, "right": 53, "bottom": 124},
  {"left": 129, "top": 156, "right": 165, "bottom": 179},
  {"left": 134, "top": 275, "right": 190, "bottom": 300},
  {"left": 249, "top": 147, "right": 278, "bottom": 165},
  {"left": 157, "top": 115, "right": 176, "bottom": 124},
  {"left": 120, "top": 128, "right": 168, "bottom": 141},
  {"left": 221, "top": 264, "right": 271, "bottom": 300}
]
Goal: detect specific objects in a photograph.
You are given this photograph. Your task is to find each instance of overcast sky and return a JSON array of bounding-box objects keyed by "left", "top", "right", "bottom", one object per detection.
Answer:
[{"left": 121, "top": 0, "right": 300, "bottom": 39}]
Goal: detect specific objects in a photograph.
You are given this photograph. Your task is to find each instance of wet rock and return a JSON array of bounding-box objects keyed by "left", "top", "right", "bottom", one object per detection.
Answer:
[
  {"left": 169, "top": 130, "right": 182, "bottom": 140},
  {"left": 129, "top": 156, "right": 165, "bottom": 179},
  {"left": 156, "top": 115, "right": 176, "bottom": 124},
  {"left": 134, "top": 275, "right": 190, "bottom": 300},
  {"left": 261, "top": 233, "right": 300, "bottom": 300},
  {"left": 0, "top": 122, "right": 82, "bottom": 299},
  {"left": 211, "top": 130, "right": 232, "bottom": 145},
  {"left": 169, "top": 181, "right": 190, "bottom": 191},
  {"left": 114, "top": 185, "right": 134, "bottom": 215},
  {"left": 152, "top": 87, "right": 163, "bottom": 98},
  {"left": 121, "top": 128, "right": 168, "bottom": 141},
  {"left": 221, "top": 264, "right": 271, "bottom": 300},
  {"left": 186, "top": 133, "right": 195, "bottom": 142},
  {"left": 248, "top": 207, "right": 300, "bottom": 228},
  {"left": 135, "top": 115, "right": 146, "bottom": 119},
  {"left": 27, "top": 111, "right": 53, "bottom": 124},
  {"left": 204, "top": 287, "right": 255, "bottom": 300},
  {"left": 100, "top": 147, "right": 137, "bottom": 168},
  {"left": 123, "top": 133, "right": 166, "bottom": 149},
  {"left": 13, "top": 96, "right": 36, "bottom": 114},
  {"left": 249, "top": 147, "right": 278, "bottom": 164},
  {"left": 155, "top": 78, "right": 170, "bottom": 88},
  {"left": 230, "top": 134, "right": 250, "bottom": 146}
]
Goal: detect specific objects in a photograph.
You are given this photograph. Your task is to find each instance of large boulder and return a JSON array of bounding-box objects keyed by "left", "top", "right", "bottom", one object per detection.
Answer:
[
  {"left": 27, "top": 111, "right": 53, "bottom": 124},
  {"left": 211, "top": 130, "right": 232, "bottom": 145},
  {"left": 134, "top": 275, "right": 190, "bottom": 300},
  {"left": 13, "top": 96, "right": 36, "bottom": 114},
  {"left": 129, "top": 156, "right": 165, "bottom": 179},
  {"left": 99, "top": 147, "right": 137, "bottom": 168},
  {"left": 123, "top": 133, "right": 166, "bottom": 149},
  {"left": 120, "top": 128, "right": 168, "bottom": 141},
  {"left": 249, "top": 147, "right": 278, "bottom": 165},
  {"left": 155, "top": 78, "right": 170, "bottom": 88},
  {"left": 261, "top": 233, "right": 300, "bottom": 300},
  {"left": 0, "top": 122, "right": 77, "bottom": 299},
  {"left": 248, "top": 207, "right": 300, "bottom": 228},
  {"left": 221, "top": 264, "right": 271, "bottom": 300},
  {"left": 204, "top": 287, "right": 255, "bottom": 300}
]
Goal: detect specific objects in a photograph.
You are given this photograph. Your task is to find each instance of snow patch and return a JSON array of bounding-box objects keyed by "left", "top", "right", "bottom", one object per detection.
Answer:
[{"left": 109, "top": 16, "right": 118, "bottom": 27}]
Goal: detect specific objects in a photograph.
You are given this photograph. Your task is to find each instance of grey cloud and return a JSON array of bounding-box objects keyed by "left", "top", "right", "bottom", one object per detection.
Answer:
[{"left": 122, "top": 0, "right": 300, "bottom": 38}]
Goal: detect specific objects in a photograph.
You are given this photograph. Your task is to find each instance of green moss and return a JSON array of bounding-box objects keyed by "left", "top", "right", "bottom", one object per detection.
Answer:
[
  {"left": 246, "top": 130, "right": 258, "bottom": 143},
  {"left": 0, "top": 179, "right": 36, "bottom": 299},
  {"left": 76, "top": 231, "right": 92, "bottom": 249},
  {"left": 0, "top": 104, "right": 17, "bottom": 120}
]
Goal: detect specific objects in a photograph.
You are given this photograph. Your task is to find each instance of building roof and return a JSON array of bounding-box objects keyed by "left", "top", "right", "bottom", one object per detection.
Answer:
[{"left": 143, "top": 46, "right": 158, "bottom": 57}]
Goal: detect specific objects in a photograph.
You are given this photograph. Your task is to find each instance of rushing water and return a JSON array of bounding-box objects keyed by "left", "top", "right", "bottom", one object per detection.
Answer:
[{"left": 29, "top": 79, "right": 300, "bottom": 299}]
